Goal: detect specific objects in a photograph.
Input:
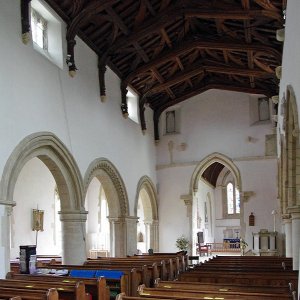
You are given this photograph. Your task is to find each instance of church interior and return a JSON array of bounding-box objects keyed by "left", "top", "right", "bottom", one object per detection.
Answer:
[{"left": 1, "top": 0, "right": 300, "bottom": 299}]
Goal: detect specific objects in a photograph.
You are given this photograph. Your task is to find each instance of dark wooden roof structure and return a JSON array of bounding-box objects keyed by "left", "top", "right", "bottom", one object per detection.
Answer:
[
  {"left": 202, "top": 162, "right": 225, "bottom": 187},
  {"left": 39, "top": 0, "right": 285, "bottom": 140}
]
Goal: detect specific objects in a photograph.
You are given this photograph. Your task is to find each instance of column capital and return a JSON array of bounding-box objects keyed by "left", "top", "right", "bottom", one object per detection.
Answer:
[
  {"left": 282, "top": 213, "right": 291, "bottom": 223},
  {"left": 0, "top": 199, "right": 16, "bottom": 207},
  {"left": 59, "top": 209, "right": 88, "bottom": 222},
  {"left": 287, "top": 205, "right": 300, "bottom": 214},
  {"left": 180, "top": 194, "right": 192, "bottom": 206}
]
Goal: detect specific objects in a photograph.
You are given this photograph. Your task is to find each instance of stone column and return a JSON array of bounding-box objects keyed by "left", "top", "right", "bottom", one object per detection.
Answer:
[
  {"left": 0, "top": 202, "right": 14, "bottom": 278},
  {"left": 288, "top": 206, "right": 300, "bottom": 270},
  {"left": 108, "top": 217, "right": 126, "bottom": 257},
  {"left": 59, "top": 210, "right": 88, "bottom": 265},
  {"left": 150, "top": 219, "right": 159, "bottom": 252},
  {"left": 282, "top": 214, "right": 292, "bottom": 257},
  {"left": 180, "top": 194, "right": 193, "bottom": 254},
  {"left": 124, "top": 216, "right": 139, "bottom": 256},
  {"left": 144, "top": 220, "right": 151, "bottom": 252}
]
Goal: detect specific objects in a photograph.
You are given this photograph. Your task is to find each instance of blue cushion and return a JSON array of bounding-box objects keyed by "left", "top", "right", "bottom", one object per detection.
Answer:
[
  {"left": 69, "top": 269, "right": 96, "bottom": 278},
  {"left": 95, "top": 270, "right": 124, "bottom": 279}
]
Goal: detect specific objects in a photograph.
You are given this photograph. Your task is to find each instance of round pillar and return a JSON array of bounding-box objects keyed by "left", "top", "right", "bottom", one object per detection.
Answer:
[
  {"left": 283, "top": 215, "right": 292, "bottom": 257},
  {"left": 288, "top": 206, "right": 300, "bottom": 270},
  {"left": 59, "top": 210, "right": 88, "bottom": 264}
]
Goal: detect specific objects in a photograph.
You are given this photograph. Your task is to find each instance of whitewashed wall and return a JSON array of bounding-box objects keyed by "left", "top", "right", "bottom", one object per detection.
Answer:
[
  {"left": 0, "top": 1, "right": 157, "bottom": 216},
  {"left": 157, "top": 89, "right": 278, "bottom": 252}
]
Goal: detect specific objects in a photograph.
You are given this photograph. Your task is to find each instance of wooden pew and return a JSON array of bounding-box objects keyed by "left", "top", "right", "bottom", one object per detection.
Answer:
[
  {"left": 38, "top": 262, "right": 155, "bottom": 295},
  {"left": 137, "top": 284, "right": 294, "bottom": 299},
  {"left": 154, "top": 279, "right": 295, "bottom": 295},
  {"left": 7, "top": 273, "right": 111, "bottom": 300},
  {"left": 0, "top": 279, "right": 87, "bottom": 300},
  {"left": 0, "top": 287, "right": 58, "bottom": 300},
  {"left": 178, "top": 269, "right": 298, "bottom": 288}
]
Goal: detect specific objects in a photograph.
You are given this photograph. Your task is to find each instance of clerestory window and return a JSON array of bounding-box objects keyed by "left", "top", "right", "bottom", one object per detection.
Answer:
[{"left": 31, "top": 8, "right": 48, "bottom": 50}]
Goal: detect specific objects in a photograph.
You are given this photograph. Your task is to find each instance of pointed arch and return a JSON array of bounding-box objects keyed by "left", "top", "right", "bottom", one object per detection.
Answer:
[
  {"left": 190, "top": 152, "right": 242, "bottom": 194},
  {"left": 83, "top": 158, "right": 129, "bottom": 217},
  {"left": 0, "top": 132, "right": 84, "bottom": 210}
]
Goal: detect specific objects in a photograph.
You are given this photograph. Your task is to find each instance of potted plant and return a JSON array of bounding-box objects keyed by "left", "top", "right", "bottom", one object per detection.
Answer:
[{"left": 176, "top": 235, "right": 189, "bottom": 251}]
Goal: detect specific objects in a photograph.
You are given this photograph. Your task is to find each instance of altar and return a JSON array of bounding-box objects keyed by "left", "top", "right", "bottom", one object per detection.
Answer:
[{"left": 223, "top": 238, "right": 240, "bottom": 249}]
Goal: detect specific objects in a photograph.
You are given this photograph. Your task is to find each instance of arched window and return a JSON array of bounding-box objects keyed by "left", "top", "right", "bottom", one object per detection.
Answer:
[{"left": 226, "top": 182, "right": 240, "bottom": 215}]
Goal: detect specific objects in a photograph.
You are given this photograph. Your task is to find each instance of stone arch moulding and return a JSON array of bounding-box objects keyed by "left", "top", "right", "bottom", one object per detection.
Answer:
[
  {"left": 0, "top": 132, "right": 84, "bottom": 211},
  {"left": 190, "top": 152, "right": 242, "bottom": 195},
  {"left": 134, "top": 175, "right": 158, "bottom": 220},
  {"left": 83, "top": 158, "right": 129, "bottom": 217},
  {"left": 286, "top": 85, "right": 300, "bottom": 138}
]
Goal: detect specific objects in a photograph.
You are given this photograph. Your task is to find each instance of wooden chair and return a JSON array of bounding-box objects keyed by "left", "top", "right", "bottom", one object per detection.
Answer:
[{"left": 196, "top": 243, "right": 210, "bottom": 256}]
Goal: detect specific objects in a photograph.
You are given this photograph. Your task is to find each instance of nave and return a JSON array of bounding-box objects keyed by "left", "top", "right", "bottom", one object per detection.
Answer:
[{"left": 0, "top": 252, "right": 297, "bottom": 299}]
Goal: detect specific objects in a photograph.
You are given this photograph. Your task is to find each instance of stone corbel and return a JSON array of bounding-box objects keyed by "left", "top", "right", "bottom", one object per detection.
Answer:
[
  {"left": 21, "top": 0, "right": 32, "bottom": 44},
  {"left": 120, "top": 83, "right": 128, "bottom": 118},
  {"left": 180, "top": 194, "right": 193, "bottom": 217},
  {"left": 98, "top": 61, "right": 107, "bottom": 102},
  {"left": 240, "top": 191, "right": 255, "bottom": 202},
  {"left": 66, "top": 39, "right": 77, "bottom": 77}
]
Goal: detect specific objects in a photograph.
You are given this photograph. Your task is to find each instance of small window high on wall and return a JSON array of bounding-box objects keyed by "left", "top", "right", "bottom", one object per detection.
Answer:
[
  {"left": 30, "top": 0, "right": 64, "bottom": 69},
  {"left": 31, "top": 9, "right": 47, "bottom": 50},
  {"left": 127, "top": 89, "right": 139, "bottom": 124}
]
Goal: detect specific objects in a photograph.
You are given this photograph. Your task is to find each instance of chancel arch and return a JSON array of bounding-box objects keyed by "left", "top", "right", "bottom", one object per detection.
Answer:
[
  {"left": 0, "top": 132, "right": 86, "bottom": 275},
  {"left": 187, "top": 153, "right": 242, "bottom": 255},
  {"left": 84, "top": 158, "right": 130, "bottom": 257},
  {"left": 134, "top": 176, "right": 159, "bottom": 253}
]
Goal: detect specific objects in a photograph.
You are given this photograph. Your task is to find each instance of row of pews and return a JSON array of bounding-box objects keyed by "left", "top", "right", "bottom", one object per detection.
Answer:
[
  {"left": 4, "top": 251, "right": 187, "bottom": 299},
  {"left": 5, "top": 254, "right": 298, "bottom": 300},
  {"left": 119, "top": 255, "right": 298, "bottom": 300}
]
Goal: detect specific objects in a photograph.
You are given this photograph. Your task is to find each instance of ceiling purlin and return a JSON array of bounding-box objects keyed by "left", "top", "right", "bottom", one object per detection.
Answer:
[
  {"left": 124, "top": 39, "right": 281, "bottom": 84},
  {"left": 145, "top": 63, "right": 273, "bottom": 97},
  {"left": 97, "top": 3, "right": 283, "bottom": 70}
]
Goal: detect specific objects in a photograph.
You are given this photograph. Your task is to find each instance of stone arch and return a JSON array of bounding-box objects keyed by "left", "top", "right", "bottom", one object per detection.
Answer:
[
  {"left": 282, "top": 85, "right": 300, "bottom": 266},
  {"left": 83, "top": 158, "right": 129, "bottom": 256},
  {"left": 190, "top": 152, "right": 241, "bottom": 194},
  {"left": 134, "top": 176, "right": 158, "bottom": 220},
  {"left": 134, "top": 176, "right": 159, "bottom": 251},
  {"left": 0, "top": 132, "right": 86, "bottom": 267},
  {"left": 83, "top": 158, "right": 129, "bottom": 217},
  {"left": 0, "top": 132, "right": 84, "bottom": 210},
  {"left": 187, "top": 153, "right": 242, "bottom": 255}
]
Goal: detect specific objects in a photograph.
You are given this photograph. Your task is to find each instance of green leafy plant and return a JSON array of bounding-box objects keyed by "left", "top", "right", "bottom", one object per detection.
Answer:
[
  {"left": 240, "top": 238, "right": 248, "bottom": 255},
  {"left": 176, "top": 235, "right": 189, "bottom": 251}
]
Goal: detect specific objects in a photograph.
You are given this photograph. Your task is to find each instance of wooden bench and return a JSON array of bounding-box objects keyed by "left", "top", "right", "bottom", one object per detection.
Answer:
[
  {"left": 154, "top": 279, "right": 296, "bottom": 298},
  {"left": 137, "top": 284, "right": 294, "bottom": 299},
  {"left": 0, "top": 287, "right": 58, "bottom": 300},
  {"left": 178, "top": 269, "right": 298, "bottom": 287},
  {"left": 7, "top": 272, "right": 113, "bottom": 300},
  {"left": 0, "top": 279, "right": 87, "bottom": 300}
]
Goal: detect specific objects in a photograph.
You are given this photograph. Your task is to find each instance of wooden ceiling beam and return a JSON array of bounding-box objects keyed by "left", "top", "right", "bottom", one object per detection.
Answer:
[
  {"left": 99, "top": 6, "right": 283, "bottom": 64},
  {"left": 146, "top": 63, "right": 273, "bottom": 95},
  {"left": 124, "top": 39, "right": 281, "bottom": 83}
]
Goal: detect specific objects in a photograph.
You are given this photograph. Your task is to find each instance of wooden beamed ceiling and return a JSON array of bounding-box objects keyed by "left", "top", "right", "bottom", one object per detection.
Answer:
[{"left": 44, "top": 0, "right": 285, "bottom": 140}]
